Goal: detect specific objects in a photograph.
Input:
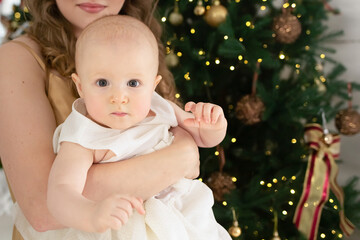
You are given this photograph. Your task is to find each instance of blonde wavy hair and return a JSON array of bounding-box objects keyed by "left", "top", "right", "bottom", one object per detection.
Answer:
[{"left": 24, "top": 0, "right": 179, "bottom": 104}]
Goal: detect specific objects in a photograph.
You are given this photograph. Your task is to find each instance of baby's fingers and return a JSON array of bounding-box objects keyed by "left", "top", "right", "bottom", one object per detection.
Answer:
[
  {"left": 109, "top": 197, "right": 144, "bottom": 230},
  {"left": 203, "top": 104, "right": 214, "bottom": 124},
  {"left": 211, "top": 106, "right": 224, "bottom": 124},
  {"left": 109, "top": 211, "right": 126, "bottom": 230},
  {"left": 184, "top": 101, "right": 196, "bottom": 112},
  {"left": 130, "top": 197, "right": 145, "bottom": 215},
  {"left": 119, "top": 196, "right": 145, "bottom": 215},
  {"left": 185, "top": 102, "right": 204, "bottom": 122}
]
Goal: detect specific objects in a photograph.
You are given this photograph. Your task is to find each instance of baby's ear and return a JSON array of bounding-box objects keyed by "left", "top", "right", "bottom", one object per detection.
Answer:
[
  {"left": 71, "top": 73, "right": 84, "bottom": 98},
  {"left": 154, "top": 75, "right": 162, "bottom": 90}
]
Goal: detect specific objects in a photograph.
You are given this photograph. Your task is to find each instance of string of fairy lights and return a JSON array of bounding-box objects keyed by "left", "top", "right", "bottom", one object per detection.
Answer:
[
  {"left": 160, "top": 0, "right": 350, "bottom": 239},
  {"left": 162, "top": 0, "right": 329, "bottom": 102}
]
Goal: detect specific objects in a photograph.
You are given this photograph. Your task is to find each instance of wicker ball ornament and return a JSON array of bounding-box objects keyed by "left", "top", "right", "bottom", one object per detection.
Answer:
[
  {"left": 206, "top": 172, "right": 235, "bottom": 202},
  {"left": 204, "top": 0, "right": 228, "bottom": 27},
  {"left": 235, "top": 95, "right": 265, "bottom": 125},
  {"left": 273, "top": 11, "right": 301, "bottom": 44},
  {"left": 335, "top": 109, "right": 360, "bottom": 135}
]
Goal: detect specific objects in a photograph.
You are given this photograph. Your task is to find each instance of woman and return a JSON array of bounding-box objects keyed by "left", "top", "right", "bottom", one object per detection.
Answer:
[{"left": 0, "top": 1, "right": 200, "bottom": 239}]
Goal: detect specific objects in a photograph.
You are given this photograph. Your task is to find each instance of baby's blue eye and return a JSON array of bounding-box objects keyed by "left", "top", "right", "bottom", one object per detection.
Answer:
[
  {"left": 128, "top": 79, "right": 140, "bottom": 87},
  {"left": 96, "top": 79, "right": 109, "bottom": 87}
]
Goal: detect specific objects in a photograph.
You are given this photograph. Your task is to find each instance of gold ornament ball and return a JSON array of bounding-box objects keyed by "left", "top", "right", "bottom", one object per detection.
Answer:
[
  {"left": 169, "top": 11, "right": 183, "bottom": 26},
  {"left": 314, "top": 78, "right": 326, "bottom": 93},
  {"left": 315, "top": 63, "right": 324, "bottom": 72},
  {"left": 273, "top": 12, "right": 302, "bottom": 44},
  {"left": 165, "top": 52, "right": 180, "bottom": 68},
  {"left": 11, "top": 21, "right": 19, "bottom": 29},
  {"left": 335, "top": 109, "right": 360, "bottom": 135},
  {"left": 204, "top": 2, "right": 228, "bottom": 27},
  {"left": 194, "top": 4, "right": 206, "bottom": 16},
  {"left": 271, "top": 231, "right": 281, "bottom": 240},
  {"left": 323, "top": 133, "right": 333, "bottom": 145},
  {"left": 228, "top": 225, "right": 242, "bottom": 238}
]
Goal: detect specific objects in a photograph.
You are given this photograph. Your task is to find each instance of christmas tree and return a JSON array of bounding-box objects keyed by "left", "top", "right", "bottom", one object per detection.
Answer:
[
  {"left": 0, "top": 1, "right": 31, "bottom": 42},
  {"left": 2, "top": 0, "right": 360, "bottom": 239},
  {"left": 156, "top": 0, "right": 360, "bottom": 239}
]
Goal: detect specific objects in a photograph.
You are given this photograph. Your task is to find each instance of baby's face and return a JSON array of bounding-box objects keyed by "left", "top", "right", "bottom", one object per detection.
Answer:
[{"left": 73, "top": 37, "right": 160, "bottom": 130}]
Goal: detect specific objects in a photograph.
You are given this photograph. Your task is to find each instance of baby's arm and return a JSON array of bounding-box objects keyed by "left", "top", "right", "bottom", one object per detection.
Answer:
[
  {"left": 47, "top": 142, "right": 145, "bottom": 232},
  {"left": 168, "top": 101, "right": 227, "bottom": 148}
]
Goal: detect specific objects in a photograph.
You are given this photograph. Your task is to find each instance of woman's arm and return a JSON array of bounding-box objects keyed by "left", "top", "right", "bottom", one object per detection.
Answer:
[
  {"left": 83, "top": 126, "right": 200, "bottom": 202},
  {"left": 0, "top": 38, "right": 61, "bottom": 232},
  {"left": 0, "top": 37, "right": 199, "bottom": 232}
]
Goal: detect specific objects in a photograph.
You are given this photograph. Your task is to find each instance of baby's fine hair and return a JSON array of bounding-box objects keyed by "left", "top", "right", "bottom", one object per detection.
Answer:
[
  {"left": 76, "top": 15, "right": 158, "bottom": 61},
  {"left": 76, "top": 15, "right": 158, "bottom": 53},
  {"left": 25, "top": 0, "right": 181, "bottom": 105}
]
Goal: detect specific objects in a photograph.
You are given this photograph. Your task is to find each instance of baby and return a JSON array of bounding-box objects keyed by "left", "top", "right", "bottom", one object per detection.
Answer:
[{"left": 31, "top": 15, "right": 230, "bottom": 240}]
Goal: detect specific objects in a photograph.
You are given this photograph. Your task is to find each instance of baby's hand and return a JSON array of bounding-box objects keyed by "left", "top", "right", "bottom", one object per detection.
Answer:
[
  {"left": 91, "top": 194, "right": 145, "bottom": 233},
  {"left": 184, "top": 102, "right": 226, "bottom": 130}
]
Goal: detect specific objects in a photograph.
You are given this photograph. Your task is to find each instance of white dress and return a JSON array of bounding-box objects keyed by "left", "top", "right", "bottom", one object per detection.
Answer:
[{"left": 13, "top": 92, "right": 232, "bottom": 240}]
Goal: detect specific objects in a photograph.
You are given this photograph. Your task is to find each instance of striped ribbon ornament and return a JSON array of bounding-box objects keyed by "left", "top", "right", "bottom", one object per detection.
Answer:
[{"left": 293, "top": 123, "right": 354, "bottom": 240}]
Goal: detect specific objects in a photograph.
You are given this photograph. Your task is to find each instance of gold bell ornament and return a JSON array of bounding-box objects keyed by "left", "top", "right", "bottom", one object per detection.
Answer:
[
  {"left": 320, "top": 109, "right": 334, "bottom": 145},
  {"left": 228, "top": 208, "right": 242, "bottom": 238},
  {"left": 204, "top": 0, "right": 228, "bottom": 27},
  {"left": 169, "top": 1, "right": 183, "bottom": 26},
  {"left": 271, "top": 211, "right": 281, "bottom": 240},
  {"left": 194, "top": 0, "right": 206, "bottom": 16},
  {"left": 271, "top": 231, "right": 281, "bottom": 240}
]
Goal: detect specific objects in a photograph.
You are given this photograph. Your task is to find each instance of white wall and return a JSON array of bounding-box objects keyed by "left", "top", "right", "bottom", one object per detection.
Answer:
[
  {"left": 0, "top": 0, "right": 21, "bottom": 42},
  {"left": 325, "top": 0, "right": 360, "bottom": 191},
  {"left": 316, "top": 2, "right": 360, "bottom": 238}
]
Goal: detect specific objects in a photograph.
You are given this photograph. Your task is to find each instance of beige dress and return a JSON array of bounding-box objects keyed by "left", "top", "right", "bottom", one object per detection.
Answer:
[{"left": 8, "top": 40, "right": 77, "bottom": 240}]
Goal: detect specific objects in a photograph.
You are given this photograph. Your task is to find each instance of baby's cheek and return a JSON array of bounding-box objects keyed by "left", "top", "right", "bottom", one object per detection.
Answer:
[
  {"left": 137, "top": 101, "right": 152, "bottom": 118},
  {"left": 86, "top": 100, "right": 107, "bottom": 120}
]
